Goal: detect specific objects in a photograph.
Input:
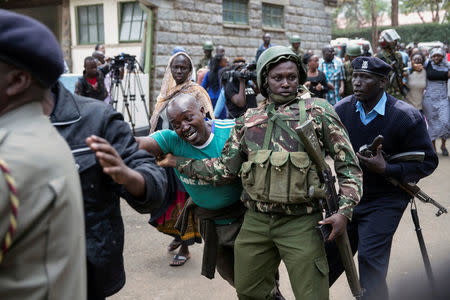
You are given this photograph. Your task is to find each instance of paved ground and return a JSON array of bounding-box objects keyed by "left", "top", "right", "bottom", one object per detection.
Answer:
[{"left": 111, "top": 142, "right": 450, "bottom": 300}]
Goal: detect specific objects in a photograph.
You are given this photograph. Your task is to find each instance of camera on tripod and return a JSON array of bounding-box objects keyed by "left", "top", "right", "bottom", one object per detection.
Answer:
[
  {"left": 222, "top": 63, "right": 257, "bottom": 82},
  {"left": 111, "top": 53, "right": 138, "bottom": 71},
  {"left": 109, "top": 53, "right": 149, "bottom": 135}
]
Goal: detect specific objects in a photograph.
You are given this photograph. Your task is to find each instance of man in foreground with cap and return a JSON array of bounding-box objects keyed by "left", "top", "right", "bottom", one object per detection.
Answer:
[
  {"left": 328, "top": 56, "right": 438, "bottom": 300},
  {"left": 159, "top": 46, "right": 362, "bottom": 299},
  {"left": 0, "top": 9, "right": 86, "bottom": 299}
]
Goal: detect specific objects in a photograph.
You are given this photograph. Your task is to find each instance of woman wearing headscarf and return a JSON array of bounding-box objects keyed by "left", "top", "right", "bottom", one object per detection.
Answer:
[
  {"left": 150, "top": 52, "right": 214, "bottom": 133},
  {"left": 148, "top": 52, "right": 214, "bottom": 266},
  {"left": 422, "top": 47, "right": 450, "bottom": 156}
]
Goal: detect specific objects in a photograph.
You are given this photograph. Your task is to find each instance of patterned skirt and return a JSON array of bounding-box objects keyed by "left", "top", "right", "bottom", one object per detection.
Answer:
[{"left": 155, "top": 191, "right": 202, "bottom": 245}]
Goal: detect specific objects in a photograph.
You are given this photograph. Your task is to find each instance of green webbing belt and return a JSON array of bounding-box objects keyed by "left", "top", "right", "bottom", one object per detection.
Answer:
[{"left": 262, "top": 99, "right": 307, "bottom": 150}]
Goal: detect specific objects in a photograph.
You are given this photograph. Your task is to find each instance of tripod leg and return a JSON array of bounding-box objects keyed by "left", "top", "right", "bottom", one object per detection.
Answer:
[
  {"left": 134, "top": 70, "right": 150, "bottom": 121},
  {"left": 410, "top": 200, "right": 436, "bottom": 295},
  {"left": 119, "top": 79, "right": 135, "bottom": 135}
]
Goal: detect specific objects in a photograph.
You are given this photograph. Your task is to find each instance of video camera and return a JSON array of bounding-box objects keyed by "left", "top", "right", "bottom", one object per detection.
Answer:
[
  {"left": 221, "top": 63, "right": 257, "bottom": 82},
  {"left": 110, "top": 53, "right": 136, "bottom": 70}
]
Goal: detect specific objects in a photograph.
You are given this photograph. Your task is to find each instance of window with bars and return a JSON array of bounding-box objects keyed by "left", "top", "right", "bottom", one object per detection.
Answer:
[
  {"left": 119, "top": 2, "right": 147, "bottom": 42},
  {"left": 223, "top": 0, "right": 248, "bottom": 25},
  {"left": 262, "top": 3, "right": 284, "bottom": 28},
  {"left": 77, "top": 4, "right": 104, "bottom": 45}
]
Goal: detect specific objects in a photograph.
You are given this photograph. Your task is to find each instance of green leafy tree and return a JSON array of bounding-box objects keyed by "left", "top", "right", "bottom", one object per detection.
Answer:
[
  {"left": 334, "top": 0, "right": 389, "bottom": 30},
  {"left": 400, "top": 0, "right": 447, "bottom": 23}
]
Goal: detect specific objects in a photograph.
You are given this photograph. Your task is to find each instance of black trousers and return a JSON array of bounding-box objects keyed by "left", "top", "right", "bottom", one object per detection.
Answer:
[{"left": 326, "top": 197, "right": 408, "bottom": 300}]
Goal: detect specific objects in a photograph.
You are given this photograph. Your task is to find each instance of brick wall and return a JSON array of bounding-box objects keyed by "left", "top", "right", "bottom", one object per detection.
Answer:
[{"left": 144, "top": 0, "right": 333, "bottom": 105}]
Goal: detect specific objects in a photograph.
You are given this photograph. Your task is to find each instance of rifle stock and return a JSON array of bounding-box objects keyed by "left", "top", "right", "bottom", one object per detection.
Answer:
[
  {"left": 296, "top": 120, "right": 364, "bottom": 299},
  {"left": 359, "top": 135, "right": 448, "bottom": 217}
]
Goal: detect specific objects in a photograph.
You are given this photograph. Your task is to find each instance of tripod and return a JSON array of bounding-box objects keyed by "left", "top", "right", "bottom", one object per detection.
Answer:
[
  {"left": 110, "top": 68, "right": 135, "bottom": 134},
  {"left": 109, "top": 57, "right": 150, "bottom": 135}
]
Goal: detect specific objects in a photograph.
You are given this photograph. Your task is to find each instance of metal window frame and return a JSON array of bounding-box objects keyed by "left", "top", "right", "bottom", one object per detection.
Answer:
[
  {"left": 222, "top": 0, "right": 248, "bottom": 25},
  {"left": 77, "top": 4, "right": 104, "bottom": 45}
]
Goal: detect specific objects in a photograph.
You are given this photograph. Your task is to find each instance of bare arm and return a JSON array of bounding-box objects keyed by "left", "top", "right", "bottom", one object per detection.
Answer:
[
  {"left": 339, "top": 80, "right": 344, "bottom": 96},
  {"left": 230, "top": 78, "right": 247, "bottom": 108},
  {"left": 135, "top": 136, "right": 164, "bottom": 158}
]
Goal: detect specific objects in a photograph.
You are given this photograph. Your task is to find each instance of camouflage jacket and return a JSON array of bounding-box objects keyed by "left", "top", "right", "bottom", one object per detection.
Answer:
[
  {"left": 290, "top": 46, "right": 305, "bottom": 58},
  {"left": 343, "top": 61, "right": 354, "bottom": 97},
  {"left": 376, "top": 50, "right": 405, "bottom": 99},
  {"left": 196, "top": 56, "right": 211, "bottom": 71},
  {"left": 176, "top": 97, "right": 362, "bottom": 219}
]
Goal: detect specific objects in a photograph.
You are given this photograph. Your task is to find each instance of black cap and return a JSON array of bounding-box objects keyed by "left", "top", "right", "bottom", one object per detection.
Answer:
[
  {"left": 0, "top": 9, "right": 64, "bottom": 88},
  {"left": 351, "top": 56, "right": 392, "bottom": 77}
]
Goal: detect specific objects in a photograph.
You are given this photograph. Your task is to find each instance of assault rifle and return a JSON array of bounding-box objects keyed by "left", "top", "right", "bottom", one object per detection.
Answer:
[
  {"left": 296, "top": 120, "right": 364, "bottom": 300},
  {"left": 388, "top": 55, "right": 409, "bottom": 97},
  {"left": 359, "top": 135, "right": 447, "bottom": 295},
  {"left": 358, "top": 135, "right": 447, "bottom": 217}
]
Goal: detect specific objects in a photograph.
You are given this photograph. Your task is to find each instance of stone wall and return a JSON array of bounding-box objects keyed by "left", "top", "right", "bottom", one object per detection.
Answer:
[{"left": 144, "top": 0, "right": 333, "bottom": 106}]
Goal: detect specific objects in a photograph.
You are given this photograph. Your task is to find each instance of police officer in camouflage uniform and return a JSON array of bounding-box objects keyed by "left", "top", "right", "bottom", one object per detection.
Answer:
[
  {"left": 289, "top": 34, "right": 304, "bottom": 59},
  {"left": 375, "top": 29, "right": 407, "bottom": 99},
  {"left": 197, "top": 41, "right": 214, "bottom": 71},
  {"left": 160, "top": 46, "right": 363, "bottom": 299},
  {"left": 343, "top": 43, "right": 363, "bottom": 97}
]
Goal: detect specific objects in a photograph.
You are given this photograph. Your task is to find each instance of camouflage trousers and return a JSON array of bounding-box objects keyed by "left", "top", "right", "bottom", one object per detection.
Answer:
[{"left": 234, "top": 209, "right": 329, "bottom": 300}]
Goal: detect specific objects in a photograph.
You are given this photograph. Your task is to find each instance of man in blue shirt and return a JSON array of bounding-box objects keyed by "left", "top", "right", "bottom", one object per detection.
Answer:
[
  {"left": 255, "top": 33, "right": 272, "bottom": 62},
  {"left": 319, "top": 45, "right": 345, "bottom": 105},
  {"left": 328, "top": 57, "right": 438, "bottom": 300}
]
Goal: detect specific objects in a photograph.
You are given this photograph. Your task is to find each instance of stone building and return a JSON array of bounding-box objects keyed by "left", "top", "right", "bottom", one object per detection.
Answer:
[{"left": 0, "top": 0, "right": 337, "bottom": 110}]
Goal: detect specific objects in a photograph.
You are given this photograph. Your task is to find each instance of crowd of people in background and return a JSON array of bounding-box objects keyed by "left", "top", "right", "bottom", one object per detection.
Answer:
[
  {"left": 1, "top": 7, "right": 449, "bottom": 300},
  {"left": 70, "top": 30, "right": 449, "bottom": 159}
]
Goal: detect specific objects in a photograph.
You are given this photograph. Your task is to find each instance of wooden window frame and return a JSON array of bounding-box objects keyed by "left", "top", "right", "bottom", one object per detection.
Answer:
[
  {"left": 119, "top": 1, "right": 147, "bottom": 43},
  {"left": 262, "top": 3, "right": 284, "bottom": 29},
  {"left": 76, "top": 4, "right": 104, "bottom": 45},
  {"left": 222, "top": 0, "right": 249, "bottom": 25}
]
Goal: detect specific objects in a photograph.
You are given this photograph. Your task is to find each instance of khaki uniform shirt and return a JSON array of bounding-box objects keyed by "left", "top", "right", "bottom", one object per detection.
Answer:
[{"left": 0, "top": 102, "right": 86, "bottom": 299}]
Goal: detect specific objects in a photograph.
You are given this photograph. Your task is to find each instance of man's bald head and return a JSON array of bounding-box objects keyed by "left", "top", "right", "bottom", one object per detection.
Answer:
[
  {"left": 166, "top": 94, "right": 210, "bottom": 146},
  {"left": 167, "top": 94, "right": 203, "bottom": 119}
]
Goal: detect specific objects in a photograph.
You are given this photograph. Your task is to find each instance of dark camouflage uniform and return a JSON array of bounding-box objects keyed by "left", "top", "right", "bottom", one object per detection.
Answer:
[
  {"left": 343, "top": 60, "right": 354, "bottom": 97},
  {"left": 196, "top": 56, "right": 211, "bottom": 71},
  {"left": 376, "top": 49, "right": 405, "bottom": 99},
  {"left": 176, "top": 96, "right": 362, "bottom": 220},
  {"left": 290, "top": 46, "right": 305, "bottom": 59}
]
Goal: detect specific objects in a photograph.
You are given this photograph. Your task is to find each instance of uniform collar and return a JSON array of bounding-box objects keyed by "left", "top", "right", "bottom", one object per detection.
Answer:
[
  {"left": 0, "top": 102, "right": 43, "bottom": 130},
  {"left": 355, "top": 92, "right": 387, "bottom": 125},
  {"left": 355, "top": 92, "right": 387, "bottom": 116}
]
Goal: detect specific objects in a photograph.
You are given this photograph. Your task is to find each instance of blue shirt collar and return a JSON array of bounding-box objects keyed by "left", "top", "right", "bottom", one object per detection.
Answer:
[{"left": 355, "top": 92, "right": 387, "bottom": 125}]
